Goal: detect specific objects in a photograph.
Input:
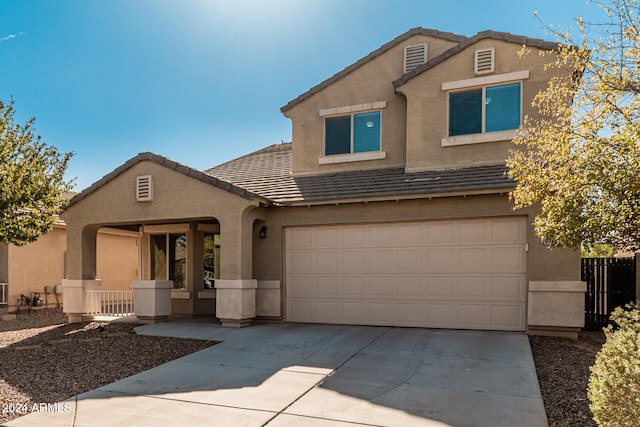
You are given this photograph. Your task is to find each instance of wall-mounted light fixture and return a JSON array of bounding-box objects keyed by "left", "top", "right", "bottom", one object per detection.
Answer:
[{"left": 260, "top": 226, "right": 267, "bottom": 239}]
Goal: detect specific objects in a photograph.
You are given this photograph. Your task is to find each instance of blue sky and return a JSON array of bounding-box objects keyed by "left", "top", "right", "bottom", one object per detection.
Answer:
[{"left": 0, "top": 0, "right": 604, "bottom": 190}]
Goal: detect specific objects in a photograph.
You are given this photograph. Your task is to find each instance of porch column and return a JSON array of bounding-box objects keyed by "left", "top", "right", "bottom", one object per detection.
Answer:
[
  {"left": 62, "top": 224, "right": 101, "bottom": 323},
  {"left": 216, "top": 207, "right": 260, "bottom": 327},
  {"left": 132, "top": 280, "right": 173, "bottom": 323}
]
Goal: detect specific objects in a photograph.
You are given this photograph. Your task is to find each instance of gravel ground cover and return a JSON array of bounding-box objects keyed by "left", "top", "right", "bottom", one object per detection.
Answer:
[
  {"left": 1, "top": 309, "right": 606, "bottom": 426},
  {"left": 529, "top": 331, "right": 605, "bottom": 427},
  {"left": 0, "top": 309, "right": 216, "bottom": 425}
]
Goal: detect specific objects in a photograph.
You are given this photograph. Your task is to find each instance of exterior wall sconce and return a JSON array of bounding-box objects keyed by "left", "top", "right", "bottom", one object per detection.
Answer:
[{"left": 260, "top": 226, "right": 267, "bottom": 239}]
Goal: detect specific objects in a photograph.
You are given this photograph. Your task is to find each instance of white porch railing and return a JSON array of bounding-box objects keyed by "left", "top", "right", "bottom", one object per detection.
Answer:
[
  {"left": 85, "top": 290, "right": 134, "bottom": 317},
  {"left": 0, "top": 283, "right": 7, "bottom": 305}
]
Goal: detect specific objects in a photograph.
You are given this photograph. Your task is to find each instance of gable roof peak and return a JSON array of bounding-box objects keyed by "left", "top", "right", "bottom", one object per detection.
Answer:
[
  {"left": 67, "top": 151, "right": 258, "bottom": 208},
  {"left": 280, "top": 27, "right": 467, "bottom": 113}
]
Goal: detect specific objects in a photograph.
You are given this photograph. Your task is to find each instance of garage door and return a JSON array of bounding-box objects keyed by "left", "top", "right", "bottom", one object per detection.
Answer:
[{"left": 285, "top": 217, "right": 527, "bottom": 331}]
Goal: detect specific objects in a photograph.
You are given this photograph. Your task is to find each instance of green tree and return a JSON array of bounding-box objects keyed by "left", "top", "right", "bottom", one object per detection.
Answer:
[
  {"left": 507, "top": 0, "right": 640, "bottom": 251},
  {"left": 0, "top": 99, "right": 73, "bottom": 245}
]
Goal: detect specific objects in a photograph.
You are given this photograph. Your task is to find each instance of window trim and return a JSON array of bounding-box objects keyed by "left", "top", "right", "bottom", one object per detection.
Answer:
[
  {"left": 322, "top": 109, "right": 384, "bottom": 160},
  {"left": 442, "top": 79, "right": 524, "bottom": 147}
]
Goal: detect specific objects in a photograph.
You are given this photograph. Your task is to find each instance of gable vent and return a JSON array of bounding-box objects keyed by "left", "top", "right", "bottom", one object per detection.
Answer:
[
  {"left": 403, "top": 43, "right": 427, "bottom": 73},
  {"left": 136, "top": 175, "right": 153, "bottom": 202},
  {"left": 475, "top": 48, "right": 495, "bottom": 75}
]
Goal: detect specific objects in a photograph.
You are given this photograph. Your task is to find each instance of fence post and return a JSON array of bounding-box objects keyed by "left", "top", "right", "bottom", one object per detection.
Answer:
[{"left": 636, "top": 253, "right": 640, "bottom": 305}]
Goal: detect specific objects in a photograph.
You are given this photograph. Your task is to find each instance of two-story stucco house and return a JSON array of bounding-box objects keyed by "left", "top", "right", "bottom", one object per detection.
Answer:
[{"left": 60, "top": 28, "right": 585, "bottom": 335}]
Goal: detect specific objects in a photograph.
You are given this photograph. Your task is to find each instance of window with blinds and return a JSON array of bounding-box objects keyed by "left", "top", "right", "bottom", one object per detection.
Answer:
[
  {"left": 449, "top": 82, "right": 521, "bottom": 136},
  {"left": 325, "top": 111, "right": 381, "bottom": 155}
]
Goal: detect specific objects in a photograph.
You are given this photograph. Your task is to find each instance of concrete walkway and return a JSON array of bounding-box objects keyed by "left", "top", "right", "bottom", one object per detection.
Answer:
[{"left": 4, "top": 321, "right": 548, "bottom": 427}]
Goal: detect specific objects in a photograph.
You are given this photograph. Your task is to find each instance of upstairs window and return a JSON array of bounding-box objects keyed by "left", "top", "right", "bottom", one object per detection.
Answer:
[
  {"left": 449, "top": 82, "right": 521, "bottom": 137},
  {"left": 325, "top": 111, "right": 381, "bottom": 155}
]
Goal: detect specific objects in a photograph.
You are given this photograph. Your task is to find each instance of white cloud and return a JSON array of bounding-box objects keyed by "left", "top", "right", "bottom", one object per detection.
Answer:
[{"left": 0, "top": 32, "right": 25, "bottom": 43}]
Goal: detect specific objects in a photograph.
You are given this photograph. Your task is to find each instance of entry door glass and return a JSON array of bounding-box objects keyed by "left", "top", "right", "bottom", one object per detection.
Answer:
[
  {"left": 150, "top": 233, "right": 187, "bottom": 289},
  {"left": 203, "top": 233, "right": 220, "bottom": 289}
]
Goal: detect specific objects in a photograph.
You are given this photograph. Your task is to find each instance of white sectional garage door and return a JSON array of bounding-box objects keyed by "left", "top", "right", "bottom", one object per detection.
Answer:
[{"left": 285, "top": 217, "right": 527, "bottom": 331}]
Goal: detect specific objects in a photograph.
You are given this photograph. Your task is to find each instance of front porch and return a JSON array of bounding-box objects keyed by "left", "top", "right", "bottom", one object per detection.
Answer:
[{"left": 59, "top": 153, "right": 279, "bottom": 327}]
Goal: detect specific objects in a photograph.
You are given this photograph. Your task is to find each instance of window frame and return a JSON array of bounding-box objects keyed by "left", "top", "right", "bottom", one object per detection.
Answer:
[
  {"left": 441, "top": 70, "right": 528, "bottom": 147},
  {"left": 318, "top": 101, "right": 387, "bottom": 164},
  {"left": 323, "top": 110, "right": 383, "bottom": 156}
]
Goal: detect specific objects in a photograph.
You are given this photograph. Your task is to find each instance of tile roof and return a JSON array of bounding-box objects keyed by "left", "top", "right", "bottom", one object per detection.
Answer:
[{"left": 206, "top": 143, "right": 515, "bottom": 205}]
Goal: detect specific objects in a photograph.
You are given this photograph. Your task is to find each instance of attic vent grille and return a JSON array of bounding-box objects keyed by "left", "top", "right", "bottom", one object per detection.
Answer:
[
  {"left": 136, "top": 175, "right": 153, "bottom": 201},
  {"left": 475, "top": 48, "right": 495, "bottom": 75},
  {"left": 403, "top": 43, "right": 427, "bottom": 73}
]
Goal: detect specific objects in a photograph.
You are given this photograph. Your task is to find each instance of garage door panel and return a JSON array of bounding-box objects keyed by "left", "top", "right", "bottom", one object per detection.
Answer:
[
  {"left": 369, "top": 276, "right": 394, "bottom": 297},
  {"left": 367, "top": 224, "right": 395, "bottom": 246},
  {"left": 316, "top": 227, "right": 339, "bottom": 247},
  {"left": 491, "top": 219, "right": 526, "bottom": 243},
  {"left": 340, "top": 227, "right": 366, "bottom": 247},
  {"left": 287, "top": 228, "right": 313, "bottom": 248},
  {"left": 427, "top": 248, "right": 458, "bottom": 272},
  {"left": 426, "top": 222, "right": 458, "bottom": 243},
  {"left": 341, "top": 277, "right": 366, "bottom": 298},
  {"left": 314, "top": 251, "right": 338, "bottom": 274},
  {"left": 491, "top": 276, "right": 526, "bottom": 300},
  {"left": 396, "top": 276, "right": 426, "bottom": 298},
  {"left": 396, "top": 223, "right": 425, "bottom": 245},
  {"left": 396, "top": 303, "right": 427, "bottom": 325},
  {"left": 457, "top": 304, "right": 489, "bottom": 328},
  {"left": 286, "top": 218, "right": 527, "bottom": 331},
  {"left": 316, "top": 277, "right": 338, "bottom": 298},
  {"left": 425, "top": 304, "right": 459, "bottom": 326},
  {"left": 288, "top": 252, "right": 312, "bottom": 274},
  {"left": 491, "top": 305, "right": 525, "bottom": 330},
  {"left": 338, "top": 250, "right": 366, "bottom": 273},
  {"left": 397, "top": 248, "right": 427, "bottom": 273},
  {"left": 287, "top": 276, "right": 313, "bottom": 298},
  {"left": 459, "top": 247, "right": 491, "bottom": 273},
  {"left": 367, "top": 249, "right": 395, "bottom": 273},
  {"left": 426, "top": 276, "right": 458, "bottom": 297},
  {"left": 491, "top": 247, "right": 526, "bottom": 273},
  {"left": 458, "top": 276, "right": 490, "bottom": 298},
  {"left": 314, "top": 301, "right": 338, "bottom": 322},
  {"left": 458, "top": 221, "right": 490, "bottom": 243},
  {"left": 364, "top": 303, "right": 395, "bottom": 324}
]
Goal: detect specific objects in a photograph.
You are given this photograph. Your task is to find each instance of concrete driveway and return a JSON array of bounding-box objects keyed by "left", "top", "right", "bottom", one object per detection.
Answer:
[{"left": 5, "top": 321, "right": 548, "bottom": 427}]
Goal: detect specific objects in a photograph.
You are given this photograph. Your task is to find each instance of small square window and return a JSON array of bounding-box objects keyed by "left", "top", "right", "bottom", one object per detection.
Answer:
[{"left": 325, "top": 111, "right": 381, "bottom": 155}]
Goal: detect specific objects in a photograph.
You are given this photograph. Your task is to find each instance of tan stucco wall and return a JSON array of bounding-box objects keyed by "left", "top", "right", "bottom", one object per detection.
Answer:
[
  {"left": 96, "top": 228, "right": 140, "bottom": 291},
  {"left": 8, "top": 226, "right": 66, "bottom": 310},
  {"left": 2, "top": 226, "right": 138, "bottom": 311},
  {"left": 283, "top": 34, "right": 459, "bottom": 176},
  {"left": 252, "top": 194, "right": 581, "bottom": 319},
  {"left": 397, "top": 39, "right": 559, "bottom": 172}
]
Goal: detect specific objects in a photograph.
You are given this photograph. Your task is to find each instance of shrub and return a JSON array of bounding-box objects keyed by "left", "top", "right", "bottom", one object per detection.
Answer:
[{"left": 588, "top": 304, "right": 640, "bottom": 427}]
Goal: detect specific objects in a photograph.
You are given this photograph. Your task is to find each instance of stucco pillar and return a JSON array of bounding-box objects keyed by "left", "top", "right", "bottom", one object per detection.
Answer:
[
  {"left": 62, "top": 279, "right": 102, "bottom": 323},
  {"left": 215, "top": 279, "right": 257, "bottom": 327},
  {"left": 527, "top": 281, "right": 587, "bottom": 339},
  {"left": 64, "top": 224, "right": 100, "bottom": 280},
  {"left": 132, "top": 280, "right": 173, "bottom": 323},
  {"left": 215, "top": 208, "right": 260, "bottom": 327}
]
